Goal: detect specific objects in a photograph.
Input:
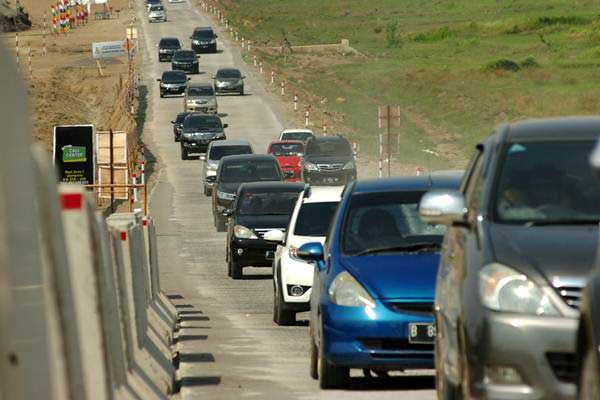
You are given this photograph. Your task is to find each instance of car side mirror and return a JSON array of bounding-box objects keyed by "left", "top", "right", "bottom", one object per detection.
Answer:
[
  {"left": 199, "top": 154, "right": 206, "bottom": 161},
  {"left": 263, "top": 229, "right": 285, "bottom": 243},
  {"left": 297, "top": 242, "right": 325, "bottom": 267},
  {"left": 419, "top": 190, "right": 468, "bottom": 226},
  {"left": 223, "top": 123, "right": 228, "bottom": 128},
  {"left": 590, "top": 140, "right": 600, "bottom": 178},
  {"left": 222, "top": 209, "right": 233, "bottom": 217},
  {"left": 156, "top": 78, "right": 161, "bottom": 81},
  {"left": 215, "top": 34, "right": 218, "bottom": 38},
  {"left": 189, "top": 36, "right": 192, "bottom": 39},
  {"left": 242, "top": 76, "right": 246, "bottom": 79},
  {"left": 170, "top": 120, "right": 175, "bottom": 124},
  {"left": 188, "top": 77, "right": 191, "bottom": 81}
]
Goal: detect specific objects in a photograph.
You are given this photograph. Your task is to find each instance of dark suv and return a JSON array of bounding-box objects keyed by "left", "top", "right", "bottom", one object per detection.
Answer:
[
  {"left": 157, "top": 70, "right": 189, "bottom": 98},
  {"left": 158, "top": 37, "right": 181, "bottom": 62},
  {"left": 302, "top": 135, "right": 356, "bottom": 185},
  {"left": 419, "top": 117, "right": 600, "bottom": 400},
  {"left": 180, "top": 113, "right": 227, "bottom": 160},
  {"left": 225, "top": 182, "right": 304, "bottom": 279},
  {"left": 171, "top": 50, "right": 199, "bottom": 74},
  {"left": 212, "top": 155, "right": 285, "bottom": 231},
  {"left": 190, "top": 26, "right": 217, "bottom": 53}
]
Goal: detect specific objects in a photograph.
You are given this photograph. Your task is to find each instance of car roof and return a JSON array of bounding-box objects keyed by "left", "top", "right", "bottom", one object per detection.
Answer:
[
  {"left": 499, "top": 117, "right": 600, "bottom": 143},
  {"left": 239, "top": 182, "right": 305, "bottom": 192},
  {"left": 307, "top": 135, "right": 348, "bottom": 143},
  {"left": 210, "top": 139, "right": 251, "bottom": 147},
  {"left": 281, "top": 129, "right": 313, "bottom": 134},
  {"left": 187, "top": 82, "right": 213, "bottom": 88},
  {"left": 193, "top": 26, "right": 213, "bottom": 32},
  {"left": 302, "top": 185, "right": 344, "bottom": 203},
  {"left": 217, "top": 68, "right": 240, "bottom": 72},
  {"left": 159, "top": 37, "right": 178, "bottom": 42},
  {"left": 269, "top": 140, "right": 304, "bottom": 145},
  {"left": 353, "top": 172, "right": 463, "bottom": 194},
  {"left": 220, "top": 154, "right": 277, "bottom": 163}
]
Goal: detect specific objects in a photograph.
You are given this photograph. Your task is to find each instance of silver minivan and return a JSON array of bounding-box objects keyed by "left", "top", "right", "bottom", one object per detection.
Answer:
[
  {"left": 184, "top": 83, "right": 218, "bottom": 114},
  {"left": 202, "top": 139, "right": 253, "bottom": 196},
  {"left": 148, "top": 4, "right": 166, "bottom": 22}
]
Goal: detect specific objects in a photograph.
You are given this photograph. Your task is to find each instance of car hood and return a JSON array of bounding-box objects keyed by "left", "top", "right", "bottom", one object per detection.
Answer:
[
  {"left": 162, "top": 80, "right": 187, "bottom": 85},
  {"left": 217, "top": 182, "right": 241, "bottom": 194},
  {"left": 342, "top": 253, "right": 439, "bottom": 300},
  {"left": 237, "top": 215, "right": 291, "bottom": 230},
  {"left": 276, "top": 155, "right": 302, "bottom": 168},
  {"left": 173, "top": 59, "right": 197, "bottom": 63},
  {"left": 182, "top": 127, "right": 223, "bottom": 134},
  {"left": 217, "top": 78, "right": 242, "bottom": 83},
  {"left": 303, "top": 155, "right": 352, "bottom": 165},
  {"left": 488, "top": 223, "right": 598, "bottom": 288},
  {"left": 187, "top": 96, "right": 214, "bottom": 102}
]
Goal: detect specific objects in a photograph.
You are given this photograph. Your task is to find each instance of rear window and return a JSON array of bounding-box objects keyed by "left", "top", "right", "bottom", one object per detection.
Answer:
[
  {"left": 188, "top": 86, "right": 214, "bottom": 96},
  {"left": 173, "top": 51, "right": 196, "bottom": 61},
  {"left": 209, "top": 145, "right": 252, "bottom": 160},
  {"left": 175, "top": 113, "right": 190, "bottom": 123},
  {"left": 269, "top": 142, "right": 303, "bottom": 156},
  {"left": 294, "top": 202, "right": 339, "bottom": 236},
  {"left": 150, "top": 5, "right": 164, "bottom": 10},
  {"left": 281, "top": 131, "right": 314, "bottom": 142},
  {"left": 237, "top": 191, "right": 300, "bottom": 216},
  {"left": 193, "top": 29, "right": 215, "bottom": 39},
  {"left": 305, "top": 139, "right": 352, "bottom": 157},
  {"left": 160, "top": 38, "right": 179, "bottom": 47},
  {"left": 220, "top": 160, "right": 282, "bottom": 183},
  {"left": 217, "top": 69, "right": 241, "bottom": 79}
]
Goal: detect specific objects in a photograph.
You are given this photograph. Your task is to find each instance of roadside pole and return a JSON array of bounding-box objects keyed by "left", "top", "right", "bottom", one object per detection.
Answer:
[
  {"left": 378, "top": 105, "right": 400, "bottom": 178},
  {"left": 109, "top": 128, "right": 115, "bottom": 213}
]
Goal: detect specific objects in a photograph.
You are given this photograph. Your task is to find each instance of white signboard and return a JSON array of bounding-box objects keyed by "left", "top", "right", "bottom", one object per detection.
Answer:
[{"left": 92, "top": 40, "right": 136, "bottom": 59}]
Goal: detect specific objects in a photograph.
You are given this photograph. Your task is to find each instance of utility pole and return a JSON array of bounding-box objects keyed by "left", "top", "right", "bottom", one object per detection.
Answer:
[
  {"left": 109, "top": 128, "right": 115, "bottom": 213},
  {"left": 378, "top": 105, "right": 400, "bottom": 178}
]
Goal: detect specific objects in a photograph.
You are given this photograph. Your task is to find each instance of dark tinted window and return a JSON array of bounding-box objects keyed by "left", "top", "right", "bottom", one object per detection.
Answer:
[
  {"left": 494, "top": 141, "right": 600, "bottom": 224},
  {"left": 343, "top": 191, "right": 446, "bottom": 255},
  {"left": 281, "top": 131, "right": 314, "bottom": 142},
  {"left": 209, "top": 145, "right": 252, "bottom": 160},
  {"left": 216, "top": 69, "right": 241, "bottom": 78},
  {"left": 306, "top": 138, "right": 352, "bottom": 157},
  {"left": 173, "top": 51, "right": 196, "bottom": 61},
  {"left": 187, "top": 86, "right": 214, "bottom": 96},
  {"left": 294, "top": 202, "right": 339, "bottom": 236},
  {"left": 237, "top": 191, "right": 300, "bottom": 216},
  {"left": 220, "top": 160, "right": 282, "bottom": 183},
  {"left": 175, "top": 113, "right": 190, "bottom": 124},
  {"left": 270, "top": 142, "right": 303, "bottom": 156},
  {"left": 161, "top": 71, "right": 187, "bottom": 83},
  {"left": 183, "top": 115, "right": 222, "bottom": 129},
  {"left": 149, "top": 5, "right": 163, "bottom": 11},
  {"left": 193, "top": 29, "right": 214, "bottom": 39},
  {"left": 160, "top": 38, "right": 180, "bottom": 47}
]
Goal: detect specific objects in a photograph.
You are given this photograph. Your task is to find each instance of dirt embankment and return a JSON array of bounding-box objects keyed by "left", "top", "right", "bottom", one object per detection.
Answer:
[{"left": 1, "top": 0, "right": 137, "bottom": 151}]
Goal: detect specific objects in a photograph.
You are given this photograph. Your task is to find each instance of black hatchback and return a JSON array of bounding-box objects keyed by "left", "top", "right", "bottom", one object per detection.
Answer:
[
  {"left": 171, "top": 50, "right": 199, "bottom": 74},
  {"left": 225, "top": 182, "right": 304, "bottom": 279},
  {"left": 157, "top": 70, "right": 189, "bottom": 98},
  {"left": 158, "top": 37, "right": 181, "bottom": 62},
  {"left": 302, "top": 135, "right": 357, "bottom": 185}
]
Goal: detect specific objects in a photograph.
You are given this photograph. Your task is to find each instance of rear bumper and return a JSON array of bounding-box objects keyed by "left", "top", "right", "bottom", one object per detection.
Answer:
[
  {"left": 303, "top": 170, "right": 355, "bottom": 185},
  {"left": 215, "top": 85, "right": 243, "bottom": 93}
]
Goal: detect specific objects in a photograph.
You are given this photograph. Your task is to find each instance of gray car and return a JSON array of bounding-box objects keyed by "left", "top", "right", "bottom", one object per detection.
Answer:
[
  {"left": 419, "top": 117, "right": 600, "bottom": 400},
  {"left": 184, "top": 83, "right": 217, "bottom": 113},
  {"left": 202, "top": 139, "right": 253, "bottom": 196},
  {"left": 213, "top": 68, "right": 245, "bottom": 95}
]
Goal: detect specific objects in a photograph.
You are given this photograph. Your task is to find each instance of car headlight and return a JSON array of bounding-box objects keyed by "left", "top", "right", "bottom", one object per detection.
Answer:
[
  {"left": 210, "top": 39, "right": 217, "bottom": 44},
  {"left": 193, "top": 40, "right": 200, "bottom": 44},
  {"left": 217, "top": 191, "right": 235, "bottom": 201},
  {"left": 207, "top": 163, "right": 218, "bottom": 171},
  {"left": 215, "top": 132, "right": 225, "bottom": 139},
  {"left": 343, "top": 161, "right": 355, "bottom": 170},
  {"left": 328, "top": 271, "right": 376, "bottom": 308},
  {"left": 478, "top": 263, "right": 560, "bottom": 316},
  {"left": 304, "top": 162, "right": 319, "bottom": 171},
  {"left": 182, "top": 132, "right": 193, "bottom": 138},
  {"left": 234, "top": 225, "right": 258, "bottom": 239}
]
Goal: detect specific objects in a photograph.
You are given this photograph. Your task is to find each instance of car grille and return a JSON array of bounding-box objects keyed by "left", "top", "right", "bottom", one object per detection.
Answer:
[
  {"left": 360, "top": 338, "right": 433, "bottom": 353},
  {"left": 555, "top": 286, "right": 582, "bottom": 309},
  {"left": 387, "top": 302, "right": 434, "bottom": 316},
  {"left": 317, "top": 163, "right": 343, "bottom": 171},
  {"left": 253, "top": 228, "right": 285, "bottom": 239},
  {"left": 546, "top": 352, "right": 577, "bottom": 383}
]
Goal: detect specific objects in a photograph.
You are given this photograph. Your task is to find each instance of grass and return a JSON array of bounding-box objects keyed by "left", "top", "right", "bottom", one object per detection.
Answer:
[{"left": 220, "top": 0, "right": 600, "bottom": 167}]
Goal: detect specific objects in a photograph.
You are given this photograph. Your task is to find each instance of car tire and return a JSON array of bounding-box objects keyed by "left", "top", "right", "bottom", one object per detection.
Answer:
[
  {"left": 273, "top": 268, "right": 295, "bottom": 326},
  {"left": 216, "top": 215, "right": 227, "bottom": 232},
  {"left": 318, "top": 337, "right": 349, "bottom": 389},
  {"left": 230, "top": 259, "right": 242, "bottom": 280},
  {"left": 309, "top": 338, "right": 319, "bottom": 380},
  {"left": 160, "top": 93, "right": 164, "bottom": 98},
  {"left": 227, "top": 257, "right": 233, "bottom": 277},
  {"left": 203, "top": 185, "right": 211, "bottom": 197},
  {"left": 240, "top": 88, "right": 244, "bottom": 96},
  {"left": 181, "top": 148, "right": 188, "bottom": 160},
  {"left": 580, "top": 345, "right": 600, "bottom": 400}
]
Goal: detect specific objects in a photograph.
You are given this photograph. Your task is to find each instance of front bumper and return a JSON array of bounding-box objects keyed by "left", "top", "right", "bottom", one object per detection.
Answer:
[
  {"left": 231, "top": 238, "right": 276, "bottom": 268},
  {"left": 469, "top": 311, "right": 577, "bottom": 400},
  {"left": 192, "top": 42, "right": 217, "bottom": 53},
  {"left": 303, "top": 169, "right": 355, "bottom": 186},
  {"left": 321, "top": 301, "right": 434, "bottom": 370},
  {"left": 215, "top": 84, "right": 243, "bottom": 93},
  {"left": 160, "top": 85, "right": 186, "bottom": 95},
  {"left": 149, "top": 15, "right": 166, "bottom": 22},
  {"left": 280, "top": 250, "right": 313, "bottom": 304},
  {"left": 181, "top": 137, "right": 224, "bottom": 153}
]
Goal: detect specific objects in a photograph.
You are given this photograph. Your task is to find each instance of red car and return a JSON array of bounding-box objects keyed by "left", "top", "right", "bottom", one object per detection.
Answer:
[{"left": 267, "top": 140, "right": 304, "bottom": 182}]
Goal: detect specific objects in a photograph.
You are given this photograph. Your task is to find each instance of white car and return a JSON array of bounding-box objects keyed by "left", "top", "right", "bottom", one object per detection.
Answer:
[
  {"left": 264, "top": 186, "right": 343, "bottom": 325},
  {"left": 148, "top": 4, "right": 167, "bottom": 22},
  {"left": 279, "top": 129, "right": 315, "bottom": 143}
]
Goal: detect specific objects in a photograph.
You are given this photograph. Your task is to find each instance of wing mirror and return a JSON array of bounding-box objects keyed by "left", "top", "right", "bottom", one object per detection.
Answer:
[
  {"left": 297, "top": 242, "right": 325, "bottom": 270},
  {"left": 187, "top": 77, "right": 191, "bottom": 81},
  {"left": 223, "top": 123, "right": 228, "bottom": 128},
  {"left": 156, "top": 78, "right": 161, "bottom": 81},
  {"left": 263, "top": 229, "right": 285, "bottom": 243},
  {"left": 419, "top": 190, "right": 467, "bottom": 226},
  {"left": 199, "top": 154, "right": 206, "bottom": 161},
  {"left": 222, "top": 209, "right": 234, "bottom": 217}
]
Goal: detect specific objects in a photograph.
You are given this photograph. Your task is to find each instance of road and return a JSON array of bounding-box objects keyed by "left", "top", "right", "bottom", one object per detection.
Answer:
[{"left": 138, "top": 2, "right": 436, "bottom": 399}]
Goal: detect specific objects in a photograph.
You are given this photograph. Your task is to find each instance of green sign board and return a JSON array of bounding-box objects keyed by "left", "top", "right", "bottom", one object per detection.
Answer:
[{"left": 62, "top": 145, "right": 87, "bottom": 163}]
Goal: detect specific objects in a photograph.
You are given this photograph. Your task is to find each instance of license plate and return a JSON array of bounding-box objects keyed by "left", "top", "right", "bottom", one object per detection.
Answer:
[
  {"left": 324, "top": 177, "right": 339, "bottom": 183},
  {"left": 265, "top": 251, "right": 275, "bottom": 260},
  {"left": 408, "top": 323, "right": 436, "bottom": 344}
]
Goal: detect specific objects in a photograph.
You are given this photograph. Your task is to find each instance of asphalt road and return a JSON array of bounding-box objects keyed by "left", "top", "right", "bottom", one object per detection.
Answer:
[{"left": 139, "top": 2, "right": 436, "bottom": 399}]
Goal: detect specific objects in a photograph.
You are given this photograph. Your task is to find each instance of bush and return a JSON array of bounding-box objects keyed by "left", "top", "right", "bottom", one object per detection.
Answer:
[
  {"left": 386, "top": 20, "right": 402, "bottom": 48},
  {"left": 414, "top": 26, "right": 454, "bottom": 43},
  {"left": 520, "top": 56, "right": 540, "bottom": 68},
  {"left": 533, "top": 15, "right": 589, "bottom": 29},
  {"left": 484, "top": 59, "right": 521, "bottom": 72}
]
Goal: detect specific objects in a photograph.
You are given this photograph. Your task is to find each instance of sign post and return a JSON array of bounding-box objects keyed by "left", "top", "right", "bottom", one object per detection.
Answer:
[
  {"left": 53, "top": 125, "right": 95, "bottom": 184},
  {"left": 378, "top": 105, "right": 400, "bottom": 177}
]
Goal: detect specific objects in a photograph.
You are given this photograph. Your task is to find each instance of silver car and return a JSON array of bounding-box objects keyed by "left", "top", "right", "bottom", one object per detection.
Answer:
[
  {"left": 148, "top": 4, "right": 167, "bottom": 22},
  {"left": 201, "top": 139, "right": 253, "bottom": 196},
  {"left": 184, "top": 83, "right": 218, "bottom": 113}
]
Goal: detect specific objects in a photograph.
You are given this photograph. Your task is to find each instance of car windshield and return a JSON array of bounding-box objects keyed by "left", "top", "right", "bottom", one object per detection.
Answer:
[
  {"left": 188, "top": 86, "right": 214, "bottom": 96},
  {"left": 281, "top": 131, "right": 313, "bottom": 142},
  {"left": 160, "top": 38, "right": 179, "bottom": 47},
  {"left": 306, "top": 139, "right": 352, "bottom": 157},
  {"left": 162, "top": 71, "right": 186, "bottom": 83},
  {"left": 217, "top": 69, "right": 241, "bottom": 79},
  {"left": 494, "top": 141, "right": 600, "bottom": 224},
  {"left": 183, "top": 115, "right": 222, "bottom": 130},
  {"left": 237, "top": 191, "right": 300, "bottom": 216},
  {"left": 175, "top": 113, "right": 190, "bottom": 124},
  {"left": 294, "top": 202, "right": 339, "bottom": 236},
  {"left": 270, "top": 143, "right": 303, "bottom": 156},
  {"left": 150, "top": 5, "right": 163, "bottom": 11},
  {"left": 193, "top": 30, "right": 214, "bottom": 39},
  {"left": 173, "top": 51, "right": 196, "bottom": 61},
  {"left": 343, "top": 191, "right": 446, "bottom": 256},
  {"left": 220, "top": 160, "right": 282, "bottom": 183},
  {"left": 209, "top": 145, "right": 252, "bottom": 160}
]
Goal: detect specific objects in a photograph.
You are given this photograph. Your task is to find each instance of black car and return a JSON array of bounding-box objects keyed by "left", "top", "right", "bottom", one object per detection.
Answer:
[
  {"left": 158, "top": 37, "right": 181, "bottom": 62},
  {"left": 577, "top": 139, "right": 600, "bottom": 399},
  {"left": 302, "top": 135, "right": 357, "bottom": 185},
  {"left": 190, "top": 26, "right": 217, "bottom": 53},
  {"left": 171, "top": 111, "right": 192, "bottom": 142},
  {"left": 213, "top": 68, "right": 245, "bottom": 95},
  {"left": 419, "top": 117, "right": 600, "bottom": 400},
  {"left": 225, "top": 182, "right": 304, "bottom": 279},
  {"left": 180, "top": 113, "right": 227, "bottom": 160},
  {"left": 171, "top": 50, "right": 199, "bottom": 74},
  {"left": 212, "top": 154, "right": 288, "bottom": 232},
  {"left": 157, "top": 70, "right": 189, "bottom": 98}
]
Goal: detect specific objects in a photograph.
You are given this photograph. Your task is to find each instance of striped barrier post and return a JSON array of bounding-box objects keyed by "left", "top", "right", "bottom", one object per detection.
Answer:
[{"left": 294, "top": 94, "right": 298, "bottom": 111}]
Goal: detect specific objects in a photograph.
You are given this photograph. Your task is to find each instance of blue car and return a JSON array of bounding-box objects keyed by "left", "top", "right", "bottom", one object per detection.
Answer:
[{"left": 298, "top": 173, "right": 462, "bottom": 389}]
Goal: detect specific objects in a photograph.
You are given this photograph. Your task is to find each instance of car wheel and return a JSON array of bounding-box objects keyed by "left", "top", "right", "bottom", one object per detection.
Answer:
[
  {"left": 216, "top": 215, "right": 227, "bottom": 232},
  {"left": 160, "top": 93, "right": 164, "bottom": 98},
  {"left": 240, "top": 88, "right": 244, "bottom": 96},
  {"left": 273, "top": 268, "right": 295, "bottom": 326},
  {"left": 230, "top": 259, "right": 242, "bottom": 280},
  {"left": 181, "top": 148, "right": 188, "bottom": 160},
  {"left": 227, "top": 257, "right": 233, "bottom": 277},
  {"left": 318, "top": 337, "right": 349, "bottom": 389},
  {"left": 309, "top": 337, "right": 319, "bottom": 380},
  {"left": 203, "top": 185, "right": 210, "bottom": 197},
  {"left": 580, "top": 345, "right": 600, "bottom": 400}
]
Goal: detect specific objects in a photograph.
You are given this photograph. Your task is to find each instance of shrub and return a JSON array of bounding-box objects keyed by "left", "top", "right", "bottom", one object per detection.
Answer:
[
  {"left": 414, "top": 26, "right": 454, "bottom": 43},
  {"left": 484, "top": 59, "right": 520, "bottom": 72},
  {"left": 520, "top": 56, "right": 540, "bottom": 68},
  {"left": 386, "top": 20, "right": 402, "bottom": 48}
]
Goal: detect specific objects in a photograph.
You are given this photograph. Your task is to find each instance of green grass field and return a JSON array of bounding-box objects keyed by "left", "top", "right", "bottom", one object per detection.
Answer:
[{"left": 221, "top": 0, "right": 600, "bottom": 167}]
